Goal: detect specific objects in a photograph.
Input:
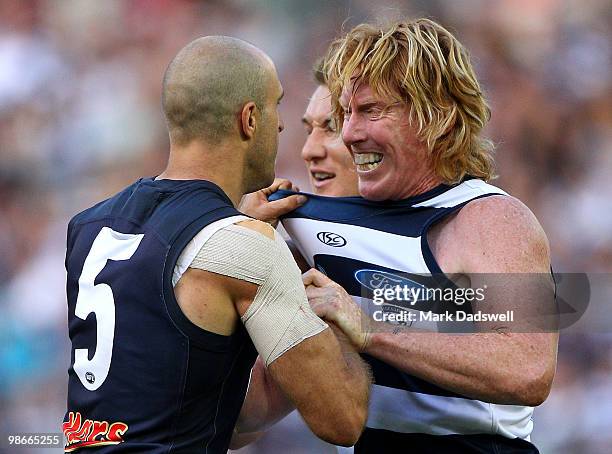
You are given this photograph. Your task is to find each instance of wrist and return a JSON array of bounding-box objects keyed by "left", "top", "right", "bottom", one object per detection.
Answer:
[
  {"left": 359, "top": 331, "right": 372, "bottom": 353},
  {"left": 359, "top": 318, "right": 381, "bottom": 353},
  {"left": 360, "top": 320, "right": 392, "bottom": 354}
]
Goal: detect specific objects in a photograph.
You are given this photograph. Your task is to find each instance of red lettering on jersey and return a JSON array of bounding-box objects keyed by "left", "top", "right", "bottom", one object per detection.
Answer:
[
  {"left": 63, "top": 412, "right": 129, "bottom": 452},
  {"left": 90, "top": 421, "right": 109, "bottom": 441},
  {"left": 63, "top": 412, "right": 83, "bottom": 444},
  {"left": 107, "top": 422, "right": 128, "bottom": 441},
  {"left": 72, "top": 420, "right": 92, "bottom": 441}
]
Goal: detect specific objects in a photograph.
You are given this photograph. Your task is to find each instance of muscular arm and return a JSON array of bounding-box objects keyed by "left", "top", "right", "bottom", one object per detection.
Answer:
[
  {"left": 367, "top": 330, "right": 556, "bottom": 406},
  {"left": 230, "top": 324, "right": 367, "bottom": 449},
  {"left": 267, "top": 326, "right": 369, "bottom": 445},
  {"left": 228, "top": 356, "right": 290, "bottom": 450},
  {"left": 366, "top": 196, "right": 558, "bottom": 405},
  {"left": 179, "top": 220, "right": 370, "bottom": 447},
  {"left": 311, "top": 196, "right": 558, "bottom": 406},
  {"left": 230, "top": 323, "right": 365, "bottom": 449}
]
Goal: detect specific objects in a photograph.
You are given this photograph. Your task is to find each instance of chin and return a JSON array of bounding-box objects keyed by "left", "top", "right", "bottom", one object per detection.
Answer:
[
  {"left": 358, "top": 182, "right": 389, "bottom": 201},
  {"left": 315, "top": 186, "right": 335, "bottom": 197}
]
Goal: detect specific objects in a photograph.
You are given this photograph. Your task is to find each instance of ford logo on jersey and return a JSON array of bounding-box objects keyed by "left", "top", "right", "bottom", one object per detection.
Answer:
[
  {"left": 316, "top": 232, "right": 347, "bottom": 247},
  {"left": 354, "top": 269, "right": 429, "bottom": 303}
]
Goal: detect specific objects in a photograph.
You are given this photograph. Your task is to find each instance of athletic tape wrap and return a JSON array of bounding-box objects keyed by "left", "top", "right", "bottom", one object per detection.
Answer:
[{"left": 190, "top": 223, "right": 328, "bottom": 366}]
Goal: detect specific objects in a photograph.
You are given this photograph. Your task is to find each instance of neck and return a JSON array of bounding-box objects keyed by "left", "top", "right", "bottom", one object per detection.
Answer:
[
  {"left": 399, "top": 171, "right": 444, "bottom": 199},
  {"left": 157, "top": 139, "right": 246, "bottom": 207}
]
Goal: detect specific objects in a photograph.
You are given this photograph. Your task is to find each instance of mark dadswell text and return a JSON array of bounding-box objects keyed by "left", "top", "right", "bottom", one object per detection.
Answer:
[{"left": 374, "top": 309, "right": 515, "bottom": 323}]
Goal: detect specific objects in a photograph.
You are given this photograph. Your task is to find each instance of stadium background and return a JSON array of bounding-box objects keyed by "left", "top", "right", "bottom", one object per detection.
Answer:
[{"left": 0, "top": 0, "right": 610, "bottom": 453}]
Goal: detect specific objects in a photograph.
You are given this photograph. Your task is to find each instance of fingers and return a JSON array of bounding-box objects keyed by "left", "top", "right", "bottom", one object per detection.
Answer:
[
  {"left": 269, "top": 178, "right": 289, "bottom": 192},
  {"left": 305, "top": 293, "right": 331, "bottom": 319},
  {"left": 265, "top": 194, "right": 307, "bottom": 217},
  {"left": 304, "top": 285, "right": 329, "bottom": 300},
  {"left": 277, "top": 179, "right": 295, "bottom": 191},
  {"left": 310, "top": 302, "right": 329, "bottom": 319},
  {"left": 277, "top": 179, "right": 300, "bottom": 192},
  {"left": 262, "top": 178, "right": 298, "bottom": 195},
  {"left": 302, "top": 268, "right": 333, "bottom": 288}
]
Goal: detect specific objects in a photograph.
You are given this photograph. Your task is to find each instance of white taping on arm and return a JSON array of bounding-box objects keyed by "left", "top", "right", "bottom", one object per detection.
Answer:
[{"left": 189, "top": 224, "right": 328, "bottom": 366}]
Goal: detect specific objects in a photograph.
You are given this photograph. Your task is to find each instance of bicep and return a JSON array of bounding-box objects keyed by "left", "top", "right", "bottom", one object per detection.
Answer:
[{"left": 452, "top": 197, "right": 557, "bottom": 332}]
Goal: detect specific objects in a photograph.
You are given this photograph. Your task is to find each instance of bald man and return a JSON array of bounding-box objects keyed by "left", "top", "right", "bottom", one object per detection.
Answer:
[{"left": 62, "top": 36, "right": 370, "bottom": 453}]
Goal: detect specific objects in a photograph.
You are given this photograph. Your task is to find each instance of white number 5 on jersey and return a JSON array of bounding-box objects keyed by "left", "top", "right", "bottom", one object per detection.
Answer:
[{"left": 73, "top": 227, "right": 144, "bottom": 391}]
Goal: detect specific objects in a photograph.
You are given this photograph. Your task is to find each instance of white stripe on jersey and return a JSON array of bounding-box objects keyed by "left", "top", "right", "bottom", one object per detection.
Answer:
[
  {"left": 367, "top": 384, "right": 533, "bottom": 440},
  {"left": 282, "top": 218, "right": 428, "bottom": 271},
  {"left": 413, "top": 179, "right": 507, "bottom": 208}
]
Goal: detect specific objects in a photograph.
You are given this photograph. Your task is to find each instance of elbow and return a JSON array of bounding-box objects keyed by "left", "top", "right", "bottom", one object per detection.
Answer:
[
  {"left": 310, "top": 404, "right": 367, "bottom": 447},
  {"left": 516, "top": 373, "right": 554, "bottom": 407},
  {"left": 314, "top": 413, "right": 365, "bottom": 447},
  {"left": 501, "top": 362, "right": 555, "bottom": 407},
  {"left": 337, "top": 405, "right": 368, "bottom": 446}
]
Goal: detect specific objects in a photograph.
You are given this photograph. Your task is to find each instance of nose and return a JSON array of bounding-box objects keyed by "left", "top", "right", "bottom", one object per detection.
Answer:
[
  {"left": 301, "top": 129, "right": 327, "bottom": 162},
  {"left": 341, "top": 113, "right": 366, "bottom": 147}
]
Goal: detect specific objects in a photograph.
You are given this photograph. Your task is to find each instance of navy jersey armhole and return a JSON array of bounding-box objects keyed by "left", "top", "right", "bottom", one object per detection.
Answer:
[
  {"left": 161, "top": 208, "right": 249, "bottom": 352},
  {"left": 420, "top": 193, "right": 505, "bottom": 278}
]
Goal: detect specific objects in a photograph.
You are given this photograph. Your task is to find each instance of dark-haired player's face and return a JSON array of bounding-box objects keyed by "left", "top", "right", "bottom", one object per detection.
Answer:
[
  {"left": 301, "top": 85, "right": 358, "bottom": 197},
  {"left": 340, "top": 82, "right": 430, "bottom": 201}
]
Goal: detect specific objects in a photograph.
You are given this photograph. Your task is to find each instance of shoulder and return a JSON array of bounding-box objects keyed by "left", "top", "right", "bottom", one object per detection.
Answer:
[
  {"left": 449, "top": 195, "right": 551, "bottom": 273},
  {"left": 235, "top": 219, "right": 276, "bottom": 240},
  {"left": 187, "top": 221, "right": 279, "bottom": 307},
  {"left": 199, "top": 220, "right": 277, "bottom": 266},
  {"left": 456, "top": 195, "right": 539, "bottom": 231}
]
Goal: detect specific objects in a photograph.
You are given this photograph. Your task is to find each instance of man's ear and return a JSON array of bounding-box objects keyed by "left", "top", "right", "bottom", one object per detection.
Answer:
[{"left": 240, "top": 102, "right": 257, "bottom": 139}]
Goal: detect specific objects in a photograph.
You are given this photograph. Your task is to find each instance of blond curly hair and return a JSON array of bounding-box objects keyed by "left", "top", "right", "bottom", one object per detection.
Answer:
[{"left": 325, "top": 19, "right": 495, "bottom": 183}]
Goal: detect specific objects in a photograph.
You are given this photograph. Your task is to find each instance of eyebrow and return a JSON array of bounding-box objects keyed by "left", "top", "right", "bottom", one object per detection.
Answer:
[
  {"left": 341, "top": 100, "right": 378, "bottom": 112},
  {"left": 356, "top": 101, "right": 380, "bottom": 110},
  {"left": 301, "top": 116, "right": 332, "bottom": 127},
  {"left": 340, "top": 91, "right": 379, "bottom": 111}
]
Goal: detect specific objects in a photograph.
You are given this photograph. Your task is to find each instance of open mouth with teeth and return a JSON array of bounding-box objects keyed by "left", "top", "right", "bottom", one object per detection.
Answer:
[
  {"left": 353, "top": 152, "right": 383, "bottom": 171},
  {"left": 311, "top": 171, "right": 336, "bottom": 182}
]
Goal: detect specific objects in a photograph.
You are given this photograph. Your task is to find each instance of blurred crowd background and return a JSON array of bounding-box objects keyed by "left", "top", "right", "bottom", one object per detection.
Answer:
[{"left": 0, "top": 1, "right": 610, "bottom": 453}]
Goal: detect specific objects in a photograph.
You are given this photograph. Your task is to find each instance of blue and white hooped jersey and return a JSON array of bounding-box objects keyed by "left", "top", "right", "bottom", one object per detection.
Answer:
[{"left": 272, "top": 179, "right": 540, "bottom": 453}]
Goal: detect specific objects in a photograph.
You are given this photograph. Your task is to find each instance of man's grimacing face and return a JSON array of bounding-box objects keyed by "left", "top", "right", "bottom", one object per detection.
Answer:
[
  {"left": 301, "top": 85, "right": 358, "bottom": 196},
  {"left": 339, "top": 82, "right": 433, "bottom": 201}
]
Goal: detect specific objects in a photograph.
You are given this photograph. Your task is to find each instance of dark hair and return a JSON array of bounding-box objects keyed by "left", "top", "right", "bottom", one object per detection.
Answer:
[{"left": 162, "top": 36, "right": 269, "bottom": 145}]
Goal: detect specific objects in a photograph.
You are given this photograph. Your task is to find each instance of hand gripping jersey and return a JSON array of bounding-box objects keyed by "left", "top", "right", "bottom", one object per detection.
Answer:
[
  {"left": 64, "top": 178, "right": 257, "bottom": 453},
  {"left": 271, "top": 179, "right": 540, "bottom": 454}
]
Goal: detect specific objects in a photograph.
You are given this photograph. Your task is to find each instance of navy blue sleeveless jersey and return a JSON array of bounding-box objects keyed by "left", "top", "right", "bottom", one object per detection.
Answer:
[
  {"left": 270, "top": 179, "right": 540, "bottom": 454},
  {"left": 63, "top": 178, "right": 257, "bottom": 453}
]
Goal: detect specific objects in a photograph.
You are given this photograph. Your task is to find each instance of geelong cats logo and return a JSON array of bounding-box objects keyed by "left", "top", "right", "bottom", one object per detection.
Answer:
[{"left": 316, "top": 232, "right": 347, "bottom": 247}]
